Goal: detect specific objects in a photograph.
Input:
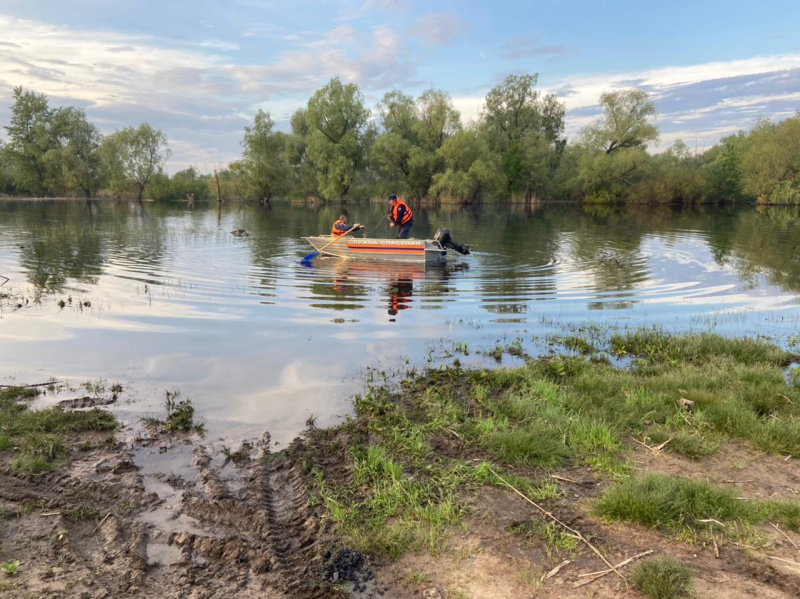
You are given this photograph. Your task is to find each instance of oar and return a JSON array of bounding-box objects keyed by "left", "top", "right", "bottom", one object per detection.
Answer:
[{"left": 300, "top": 225, "right": 362, "bottom": 264}]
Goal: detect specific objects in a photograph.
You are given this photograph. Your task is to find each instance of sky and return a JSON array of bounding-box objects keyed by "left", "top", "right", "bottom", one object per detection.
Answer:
[{"left": 0, "top": 0, "right": 798, "bottom": 171}]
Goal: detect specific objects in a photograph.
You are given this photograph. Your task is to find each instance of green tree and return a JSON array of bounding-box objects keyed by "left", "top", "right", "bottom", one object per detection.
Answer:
[
  {"left": 414, "top": 89, "right": 461, "bottom": 151},
  {"left": 3, "top": 87, "right": 53, "bottom": 195},
  {"left": 573, "top": 89, "right": 659, "bottom": 202},
  {"left": 378, "top": 90, "right": 419, "bottom": 140},
  {"left": 101, "top": 123, "right": 171, "bottom": 200},
  {"left": 632, "top": 140, "right": 714, "bottom": 204},
  {"left": 708, "top": 132, "right": 746, "bottom": 199},
  {"left": 285, "top": 108, "right": 318, "bottom": 198},
  {"left": 237, "top": 109, "right": 290, "bottom": 202},
  {"left": 430, "top": 128, "right": 504, "bottom": 203},
  {"left": 305, "top": 78, "right": 370, "bottom": 200},
  {"left": 740, "top": 113, "right": 800, "bottom": 204},
  {"left": 483, "top": 74, "right": 566, "bottom": 198},
  {"left": 585, "top": 89, "right": 659, "bottom": 154},
  {"left": 48, "top": 107, "right": 103, "bottom": 198}
]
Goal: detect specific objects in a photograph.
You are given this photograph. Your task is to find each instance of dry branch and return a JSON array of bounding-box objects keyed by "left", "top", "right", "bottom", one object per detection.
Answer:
[
  {"left": 545, "top": 560, "right": 570, "bottom": 579},
  {"left": 771, "top": 523, "right": 799, "bottom": 549},
  {"left": 573, "top": 550, "right": 653, "bottom": 588},
  {"left": 488, "top": 468, "right": 625, "bottom": 582}
]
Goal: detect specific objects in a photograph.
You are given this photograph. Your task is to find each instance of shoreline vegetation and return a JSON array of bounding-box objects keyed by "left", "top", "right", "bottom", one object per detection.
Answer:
[
  {"left": 2, "top": 330, "right": 800, "bottom": 597},
  {"left": 1, "top": 77, "right": 799, "bottom": 207}
]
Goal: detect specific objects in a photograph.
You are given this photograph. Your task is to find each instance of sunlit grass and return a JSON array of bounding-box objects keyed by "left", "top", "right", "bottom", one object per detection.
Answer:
[
  {"left": 629, "top": 556, "right": 694, "bottom": 599},
  {"left": 595, "top": 473, "right": 800, "bottom": 533}
]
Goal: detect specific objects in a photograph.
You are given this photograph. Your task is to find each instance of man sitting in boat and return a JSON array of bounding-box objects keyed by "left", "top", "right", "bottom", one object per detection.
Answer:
[
  {"left": 331, "top": 214, "right": 362, "bottom": 237},
  {"left": 387, "top": 194, "right": 413, "bottom": 239}
]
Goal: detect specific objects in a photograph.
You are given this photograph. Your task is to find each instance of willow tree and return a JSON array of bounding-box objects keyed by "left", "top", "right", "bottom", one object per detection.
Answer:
[
  {"left": 586, "top": 89, "right": 659, "bottom": 154},
  {"left": 50, "top": 107, "right": 104, "bottom": 198},
  {"left": 740, "top": 112, "right": 800, "bottom": 204},
  {"left": 101, "top": 123, "right": 170, "bottom": 200},
  {"left": 576, "top": 89, "right": 659, "bottom": 202},
  {"left": 237, "top": 109, "right": 290, "bottom": 202},
  {"left": 3, "top": 87, "right": 53, "bottom": 195},
  {"left": 483, "top": 74, "right": 566, "bottom": 198},
  {"left": 305, "top": 78, "right": 369, "bottom": 200}
]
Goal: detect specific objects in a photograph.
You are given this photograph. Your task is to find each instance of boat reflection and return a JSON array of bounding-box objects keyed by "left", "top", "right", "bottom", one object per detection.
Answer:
[
  {"left": 387, "top": 277, "right": 413, "bottom": 321},
  {"left": 307, "top": 258, "right": 460, "bottom": 320}
]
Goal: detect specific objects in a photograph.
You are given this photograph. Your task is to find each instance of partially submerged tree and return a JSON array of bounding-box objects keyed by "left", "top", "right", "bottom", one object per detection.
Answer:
[
  {"left": 237, "top": 109, "right": 290, "bottom": 202},
  {"left": 739, "top": 112, "right": 800, "bottom": 204},
  {"left": 305, "top": 78, "right": 370, "bottom": 200},
  {"left": 483, "top": 74, "right": 566, "bottom": 198},
  {"left": 101, "top": 123, "right": 170, "bottom": 200},
  {"left": 49, "top": 107, "right": 104, "bottom": 198},
  {"left": 586, "top": 89, "right": 659, "bottom": 155},
  {"left": 574, "top": 89, "right": 659, "bottom": 202},
  {"left": 430, "top": 128, "right": 505, "bottom": 203},
  {"left": 3, "top": 87, "right": 53, "bottom": 195}
]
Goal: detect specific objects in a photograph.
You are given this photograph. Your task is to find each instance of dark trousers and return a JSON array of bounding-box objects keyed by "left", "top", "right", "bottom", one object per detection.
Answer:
[{"left": 397, "top": 222, "right": 412, "bottom": 239}]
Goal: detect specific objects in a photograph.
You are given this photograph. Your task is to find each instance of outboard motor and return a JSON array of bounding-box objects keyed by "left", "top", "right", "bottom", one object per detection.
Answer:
[{"left": 434, "top": 228, "right": 470, "bottom": 255}]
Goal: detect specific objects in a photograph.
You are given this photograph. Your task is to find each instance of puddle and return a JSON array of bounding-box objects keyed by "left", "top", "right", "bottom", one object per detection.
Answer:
[{"left": 146, "top": 542, "right": 183, "bottom": 567}]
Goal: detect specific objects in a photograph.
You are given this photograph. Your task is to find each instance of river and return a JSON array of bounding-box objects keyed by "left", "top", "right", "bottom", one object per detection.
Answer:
[{"left": 2, "top": 199, "right": 799, "bottom": 443}]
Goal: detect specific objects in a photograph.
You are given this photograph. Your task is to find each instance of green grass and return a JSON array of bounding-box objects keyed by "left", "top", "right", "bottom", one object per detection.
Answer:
[
  {"left": 143, "top": 391, "right": 204, "bottom": 433},
  {"left": 595, "top": 473, "right": 800, "bottom": 533},
  {"left": 62, "top": 506, "right": 102, "bottom": 522},
  {"left": 308, "top": 332, "right": 800, "bottom": 564},
  {"left": 509, "top": 518, "right": 580, "bottom": 557},
  {"left": 483, "top": 426, "right": 569, "bottom": 469},
  {"left": 0, "top": 561, "right": 20, "bottom": 577},
  {"left": 610, "top": 329, "right": 794, "bottom": 366},
  {"left": 1, "top": 385, "right": 117, "bottom": 473},
  {"left": 629, "top": 556, "right": 693, "bottom": 599},
  {"left": 314, "top": 444, "right": 466, "bottom": 558},
  {"left": 10, "top": 455, "right": 54, "bottom": 473}
]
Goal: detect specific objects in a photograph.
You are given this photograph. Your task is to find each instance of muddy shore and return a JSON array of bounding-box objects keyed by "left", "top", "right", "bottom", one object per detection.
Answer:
[{"left": 2, "top": 332, "right": 800, "bottom": 598}]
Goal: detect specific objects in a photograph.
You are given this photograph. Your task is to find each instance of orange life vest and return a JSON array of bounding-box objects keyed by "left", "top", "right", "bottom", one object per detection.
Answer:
[
  {"left": 331, "top": 219, "right": 347, "bottom": 237},
  {"left": 390, "top": 200, "right": 413, "bottom": 225}
]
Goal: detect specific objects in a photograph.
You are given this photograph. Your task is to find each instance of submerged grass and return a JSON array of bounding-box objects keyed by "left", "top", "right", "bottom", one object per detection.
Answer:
[
  {"left": 142, "top": 391, "right": 204, "bottom": 434},
  {"left": 0, "top": 386, "right": 117, "bottom": 473}
]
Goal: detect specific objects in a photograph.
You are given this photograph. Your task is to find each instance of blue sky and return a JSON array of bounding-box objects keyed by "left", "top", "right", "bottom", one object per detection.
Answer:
[{"left": 0, "top": 0, "right": 798, "bottom": 171}]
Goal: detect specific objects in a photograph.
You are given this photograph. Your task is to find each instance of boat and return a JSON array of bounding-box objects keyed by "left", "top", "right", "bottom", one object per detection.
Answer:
[
  {"left": 302, "top": 236, "right": 447, "bottom": 264},
  {"left": 302, "top": 228, "right": 470, "bottom": 265}
]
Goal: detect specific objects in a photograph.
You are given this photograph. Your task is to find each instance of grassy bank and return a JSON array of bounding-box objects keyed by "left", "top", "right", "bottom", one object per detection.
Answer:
[
  {"left": 0, "top": 385, "right": 116, "bottom": 473},
  {"left": 305, "top": 330, "right": 800, "bottom": 595}
]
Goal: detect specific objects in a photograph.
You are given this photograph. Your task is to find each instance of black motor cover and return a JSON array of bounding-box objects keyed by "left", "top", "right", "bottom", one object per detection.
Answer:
[{"left": 434, "top": 228, "right": 470, "bottom": 255}]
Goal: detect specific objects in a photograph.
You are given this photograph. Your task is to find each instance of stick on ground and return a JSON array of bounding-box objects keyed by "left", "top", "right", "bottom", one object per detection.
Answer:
[
  {"left": 573, "top": 550, "right": 653, "bottom": 588},
  {"left": 489, "top": 468, "right": 626, "bottom": 582},
  {"left": 771, "top": 523, "right": 799, "bottom": 549}
]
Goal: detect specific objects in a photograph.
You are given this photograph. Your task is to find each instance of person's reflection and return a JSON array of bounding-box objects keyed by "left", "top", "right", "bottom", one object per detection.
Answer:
[
  {"left": 332, "top": 269, "right": 348, "bottom": 293},
  {"left": 387, "top": 277, "right": 413, "bottom": 322}
]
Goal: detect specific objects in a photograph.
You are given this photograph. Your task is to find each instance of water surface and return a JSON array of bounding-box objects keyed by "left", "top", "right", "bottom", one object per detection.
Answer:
[{"left": 2, "top": 200, "right": 799, "bottom": 442}]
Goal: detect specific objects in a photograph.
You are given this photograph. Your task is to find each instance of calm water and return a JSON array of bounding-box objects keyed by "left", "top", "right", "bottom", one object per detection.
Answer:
[{"left": 2, "top": 199, "right": 800, "bottom": 443}]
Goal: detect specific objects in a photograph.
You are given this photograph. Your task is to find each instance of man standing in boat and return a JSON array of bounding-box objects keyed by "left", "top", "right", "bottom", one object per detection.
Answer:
[
  {"left": 387, "top": 194, "right": 413, "bottom": 239},
  {"left": 331, "top": 214, "right": 362, "bottom": 237}
]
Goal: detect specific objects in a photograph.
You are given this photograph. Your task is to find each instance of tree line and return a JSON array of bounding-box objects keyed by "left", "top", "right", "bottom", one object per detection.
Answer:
[{"left": 2, "top": 78, "right": 798, "bottom": 204}]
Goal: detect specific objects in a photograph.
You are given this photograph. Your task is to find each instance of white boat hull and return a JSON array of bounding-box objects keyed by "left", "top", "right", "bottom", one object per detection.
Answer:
[{"left": 303, "top": 236, "right": 447, "bottom": 264}]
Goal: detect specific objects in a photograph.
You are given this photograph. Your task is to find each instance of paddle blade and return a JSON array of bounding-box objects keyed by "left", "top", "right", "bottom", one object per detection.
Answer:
[{"left": 300, "top": 250, "right": 318, "bottom": 264}]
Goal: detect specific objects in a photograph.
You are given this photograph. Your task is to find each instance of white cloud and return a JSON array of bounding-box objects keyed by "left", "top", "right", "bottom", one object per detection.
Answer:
[
  {"left": 414, "top": 11, "right": 468, "bottom": 47},
  {"left": 546, "top": 54, "right": 800, "bottom": 113},
  {"left": 453, "top": 53, "right": 800, "bottom": 149},
  {"left": 0, "top": 14, "right": 421, "bottom": 172}
]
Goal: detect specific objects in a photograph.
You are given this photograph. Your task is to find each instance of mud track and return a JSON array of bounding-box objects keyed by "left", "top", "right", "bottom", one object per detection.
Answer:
[{"left": 0, "top": 431, "right": 350, "bottom": 598}]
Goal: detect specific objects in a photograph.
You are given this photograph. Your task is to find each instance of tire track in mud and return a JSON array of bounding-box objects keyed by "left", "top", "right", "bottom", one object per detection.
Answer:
[
  {"left": 167, "top": 442, "right": 331, "bottom": 597},
  {"left": 261, "top": 448, "right": 328, "bottom": 598}
]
